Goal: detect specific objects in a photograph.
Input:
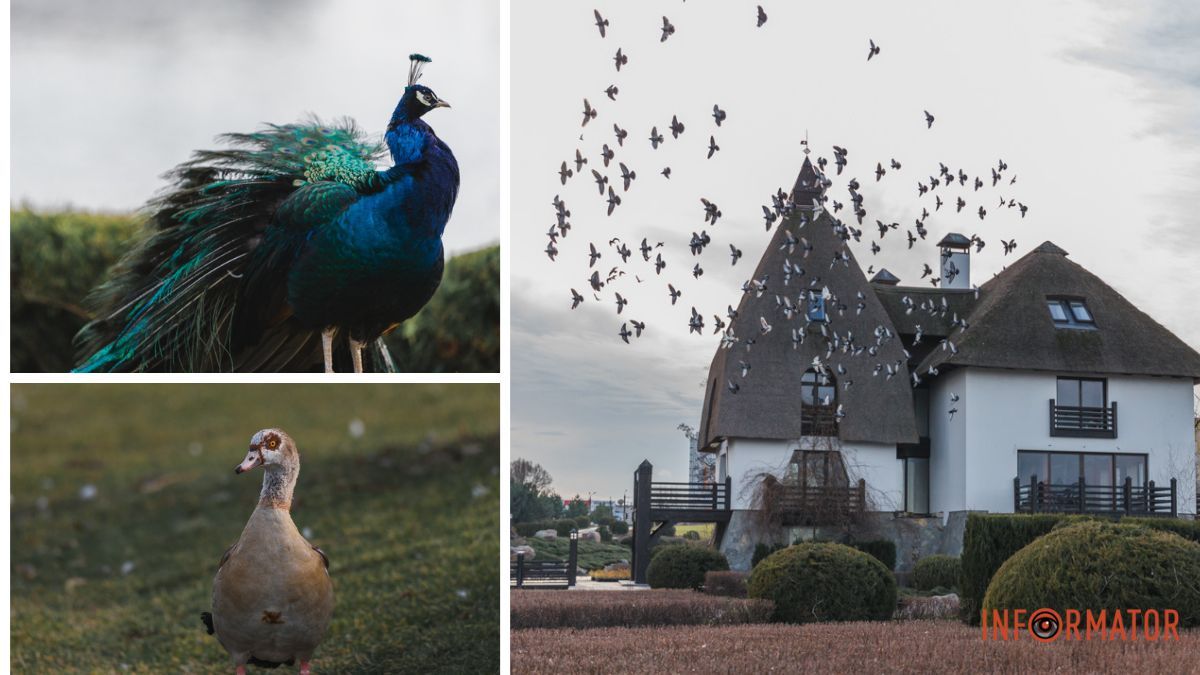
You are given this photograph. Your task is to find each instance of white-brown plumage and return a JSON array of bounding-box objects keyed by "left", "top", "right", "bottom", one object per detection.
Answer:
[{"left": 209, "top": 429, "right": 333, "bottom": 673}]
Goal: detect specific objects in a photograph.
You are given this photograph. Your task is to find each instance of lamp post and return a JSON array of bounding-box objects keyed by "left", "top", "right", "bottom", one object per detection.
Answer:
[{"left": 568, "top": 529, "right": 579, "bottom": 587}]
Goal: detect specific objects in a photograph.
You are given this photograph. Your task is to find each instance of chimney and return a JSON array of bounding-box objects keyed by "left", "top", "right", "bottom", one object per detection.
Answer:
[{"left": 937, "top": 233, "right": 971, "bottom": 289}]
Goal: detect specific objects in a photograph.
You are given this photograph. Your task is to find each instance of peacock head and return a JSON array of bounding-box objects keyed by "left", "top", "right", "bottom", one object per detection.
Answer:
[
  {"left": 235, "top": 428, "right": 299, "bottom": 474},
  {"left": 389, "top": 54, "right": 450, "bottom": 127}
]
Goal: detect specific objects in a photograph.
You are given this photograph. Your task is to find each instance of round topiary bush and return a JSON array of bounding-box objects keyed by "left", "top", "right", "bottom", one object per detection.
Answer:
[
  {"left": 646, "top": 545, "right": 730, "bottom": 590},
  {"left": 611, "top": 521, "right": 629, "bottom": 535},
  {"left": 983, "top": 521, "right": 1200, "bottom": 626},
  {"left": 913, "top": 554, "right": 962, "bottom": 591},
  {"left": 748, "top": 542, "right": 897, "bottom": 623}
]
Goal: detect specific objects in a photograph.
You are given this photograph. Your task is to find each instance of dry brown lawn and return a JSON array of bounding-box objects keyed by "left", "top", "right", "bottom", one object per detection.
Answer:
[{"left": 511, "top": 621, "right": 1200, "bottom": 674}]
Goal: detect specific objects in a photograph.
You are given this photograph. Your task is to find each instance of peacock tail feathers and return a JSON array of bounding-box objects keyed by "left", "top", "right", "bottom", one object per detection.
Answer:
[{"left": 73, "top": 117, "right": 391, "bottom": 372}]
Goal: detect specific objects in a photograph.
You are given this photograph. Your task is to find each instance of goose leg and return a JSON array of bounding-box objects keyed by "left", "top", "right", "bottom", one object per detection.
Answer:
[
  {"left": 321, "top": 328, "right": 336, "bottom": 374},
  {"left": 349, "top": 338, "right": 366, "bottom": 374},
  {"left": 300, "top": 661, "right": 311, "bottom": 675}
]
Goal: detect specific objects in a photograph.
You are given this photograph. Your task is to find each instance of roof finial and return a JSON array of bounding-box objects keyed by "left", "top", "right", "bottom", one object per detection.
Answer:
[{"left": 802, "top": 129, "right": 810, "bottom": 155}]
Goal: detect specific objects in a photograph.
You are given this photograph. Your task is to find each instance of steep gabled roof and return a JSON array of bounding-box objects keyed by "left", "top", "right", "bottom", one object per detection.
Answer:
[
  {"left": 917, "top": 241, "right": 1200, "bottom": 380},
  {"left": 699, "top": 165, "right": 919, "bottom": 449}
]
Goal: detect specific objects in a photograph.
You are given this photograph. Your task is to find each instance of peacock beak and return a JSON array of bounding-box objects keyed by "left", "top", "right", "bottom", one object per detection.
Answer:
[{"left": 433, "top": 99, "right": 451, "bottom": 110}]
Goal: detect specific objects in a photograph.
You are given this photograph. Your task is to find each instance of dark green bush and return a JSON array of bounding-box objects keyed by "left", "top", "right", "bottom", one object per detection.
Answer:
[
  {"left": 683, "top": 530, "right": 701, "bottom": 541},
  {"left": 513, "top": 520, "right": 557, "bottom": 538},
  {"left": 646, "top": 546, "right": 730, "bottom": 590},
  {"left": 752, "top": 543, "right": 787, "bottom": 568},
  {"left": 554, "top": 519, "right": 577, "bottom": 537},
  {"left": 853, "top": 539, "right": 897, "bottom": 571},
  {"left": 983, "top": 521, "right": 1200, "bottom": 627},
  {"left": 961, "top": 513, "right": 1200, "bottom": 624},
  {"left": 748, "top": 543, "right": 897, "bottom": 623},
  {"left": 658, "top": 523, "right": 676, "bottom": 537},
  {"left": 703, "top": 570, "right": 749, "bottom": 598},
  {"left": 574, "top": 515, "right": 591, "bottom": 529},
  {"left": 912, "top": 555, "right": 961, "bottom": 591},
  {"left": 611, "top": 521, "right": 629, "bottom": 535},
  {"left": 599, "top": 525, "right": 612, "bottom": 542}
]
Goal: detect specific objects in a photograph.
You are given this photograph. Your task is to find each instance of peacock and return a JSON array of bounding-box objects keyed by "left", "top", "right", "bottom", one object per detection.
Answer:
[{"left": 73, "top": 54, "right": 459, "bottom": 373}]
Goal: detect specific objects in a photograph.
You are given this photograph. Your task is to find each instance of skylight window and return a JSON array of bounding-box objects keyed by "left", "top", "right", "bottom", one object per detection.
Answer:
[
  {"left": 806, "top": 292, "right": 827, "bottom": 323},
  {"left": 1047, "top": 298, "right": 1095, "bottom": 329}
]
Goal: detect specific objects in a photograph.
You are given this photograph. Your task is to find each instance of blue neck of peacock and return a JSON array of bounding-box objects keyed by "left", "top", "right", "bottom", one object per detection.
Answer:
[{"left": 259, "top": 461, "right": 299, "bottom": 511}]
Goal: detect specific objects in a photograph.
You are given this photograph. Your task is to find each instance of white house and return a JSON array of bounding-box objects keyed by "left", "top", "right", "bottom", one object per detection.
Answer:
[{"left": 690, "top": 155, "right": 1200, "bottom": 571}]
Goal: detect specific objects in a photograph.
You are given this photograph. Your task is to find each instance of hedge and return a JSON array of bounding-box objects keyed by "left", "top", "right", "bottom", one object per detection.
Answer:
[
  {"left": 913, "top": 555, "right": 961, "bottom": 592},
  {"left": 983, "top": 521, "right": 1200, "bottom": 627},
  {"left": 961, "top": 513, "right": 1200, "bottom": 624},
  {"left": 748, "top": 543, "right": 896, "bottom": 623},
  {"left": 703, "top": 571, "right": 749, "bottom": 598},
  {"left": 853, "top": 539, "right": 897, "bottom": 571}
]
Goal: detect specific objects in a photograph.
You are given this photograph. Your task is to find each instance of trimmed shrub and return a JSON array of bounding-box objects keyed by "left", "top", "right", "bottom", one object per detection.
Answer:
[
  {"left": 574, "top": 515, "right": 591, "bottom": 529},
  {"left": 913, "top": 555, "right": 962, "bottom": 592},
  {"left": 853, "top": 539, "right": 897, "bottom": 571},
  {"left": 960, "top": 513, "right": 1200, "bottom": 624},
  {"left": 554, "top": 519, "right": 577, "bottom": 537},
  {"left": 683, "top": 530, "right": 701, "bottom": 541},
  {"left": 647, "top": 546, "right": 730, "bottom": 590},
  {"left": 513, "top": 520, "right": 556, "bottom": 538},
  {"left": 748, "top": 543, "right": 897, "bottom": 623},
  {"left": 658, "top": 523, "right": 676, "bottom": 537},
  {"left": 752, "top": 543, "right": 787, "bottom": 569},
  {"left": 511, "top": 589, "right": 772, "bottom": 629},
  {"left": 703, "top": 570, "right": 748, "bottom": 598},
  {"left": 983, "top": 521, "right": 1200, "bottom": 627},
  {"left": 611, "top": 521, "right": 629, "bottom": 535},
  {"left": 599, "top": 525, "right": 612, "bottom": 542}
]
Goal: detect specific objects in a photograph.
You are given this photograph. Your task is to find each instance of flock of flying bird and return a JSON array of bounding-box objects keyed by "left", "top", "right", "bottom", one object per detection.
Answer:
[{"left": 542, "top": 6, "right": 1032, "bottom": 423}]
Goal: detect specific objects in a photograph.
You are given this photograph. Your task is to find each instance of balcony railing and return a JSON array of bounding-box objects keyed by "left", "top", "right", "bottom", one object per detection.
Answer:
[
  {"left": 766, "top": 479, "right": 868, "bottom": 526},
  {"left": 647, "top": 479, "right": 732, "bottom": 512},
  {"left": 801, "top": 406, "right": 838, "bottom": 437},
  {"left": 1049, "top": 399, "right": 1117, "bottom": 438},
  {"left": 1014, "top": 475, "right": 1177, "bottom": 518}
]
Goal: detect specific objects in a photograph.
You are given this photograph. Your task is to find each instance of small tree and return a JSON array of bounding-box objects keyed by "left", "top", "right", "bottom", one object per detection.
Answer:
[
  {"left": 590, "top": 503, "right": 614, "bottom": 522},
  {"left": 565, "top": 495, "right": 589, "bottom": 519}
]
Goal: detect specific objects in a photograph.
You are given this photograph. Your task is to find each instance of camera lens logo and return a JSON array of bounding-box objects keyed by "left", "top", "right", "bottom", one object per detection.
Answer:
[{"left": 1028, "top": 608, "right": 1062, "bottom": 642}]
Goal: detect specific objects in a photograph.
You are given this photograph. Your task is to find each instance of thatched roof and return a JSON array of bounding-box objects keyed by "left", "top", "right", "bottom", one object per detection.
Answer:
[
  {"left": 916, "top": 241, "right": 1200, "bottom": 380},
  {"left": 699, "top": 158, "right": 920, "bottom": 449}
]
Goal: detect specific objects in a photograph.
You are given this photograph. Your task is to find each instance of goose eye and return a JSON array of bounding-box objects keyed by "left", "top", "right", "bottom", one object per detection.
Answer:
[{"left": 268, "top": 439, "right": 278, "bottom": 449}]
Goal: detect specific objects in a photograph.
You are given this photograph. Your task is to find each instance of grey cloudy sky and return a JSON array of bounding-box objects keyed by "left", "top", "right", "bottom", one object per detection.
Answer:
[
  {"left": 512, "top": 1, "right": 1200, "bottom": 502},
  {"left": 11, "top": 0, "right": 498, "bottom": 256}
]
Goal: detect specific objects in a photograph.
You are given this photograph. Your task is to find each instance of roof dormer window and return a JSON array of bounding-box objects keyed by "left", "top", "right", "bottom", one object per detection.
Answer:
[{"left": 1047, "top": 297, "right": 1095, "bottom": 329}]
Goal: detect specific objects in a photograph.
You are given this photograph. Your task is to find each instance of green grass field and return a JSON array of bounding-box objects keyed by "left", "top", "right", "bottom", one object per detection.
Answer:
[{"left": 10, "top": 384, "right": 500, "bottom": 673}]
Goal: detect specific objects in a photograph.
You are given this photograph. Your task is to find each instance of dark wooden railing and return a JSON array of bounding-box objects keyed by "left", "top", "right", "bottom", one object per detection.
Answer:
[
  {"left": 648, "top": 479, "right": 732, "bottom": 512},
  {"left": 768, "top": 479, "right": 868, "bottom": 526},
  {"left": 1049, "top": 399, "right": 1117, "bottom": 438},
  {"left": 801, "top": 406, "right": 838, "bottom": 436},
  {"left": 1014, "top": 475, "right": 1176, "bottom": 518},
  {"left": 511, "top": 534, "right": 578, "bottom": 589}
]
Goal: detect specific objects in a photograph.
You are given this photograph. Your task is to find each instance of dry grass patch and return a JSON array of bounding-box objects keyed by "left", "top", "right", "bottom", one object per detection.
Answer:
[
  {"left": 512, "top": 621, "right": 1200, "bottom": 674},
  {"left": 511, "top": 589, "right": 772, "bottom": 629}
]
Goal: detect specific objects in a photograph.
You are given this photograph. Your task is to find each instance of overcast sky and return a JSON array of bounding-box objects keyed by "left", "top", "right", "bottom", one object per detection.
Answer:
[
  {"left": 511, "top": 1, "right": 1200, "bottom": 502},
  {"left": 10, "top": 0, "right": 498, "bottom": 256}
]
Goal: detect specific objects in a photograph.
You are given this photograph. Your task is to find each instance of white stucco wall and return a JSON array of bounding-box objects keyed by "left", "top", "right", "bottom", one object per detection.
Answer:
[
  {"left": 723, "top": 437, "right": 904, "bottom": 511},
  {"left": 932, "top": 368, "right": 1196, "bottom": 515}
]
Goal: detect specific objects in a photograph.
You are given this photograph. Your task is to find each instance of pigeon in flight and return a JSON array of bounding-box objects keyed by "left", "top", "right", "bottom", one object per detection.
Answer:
[
  {"left": 588, "top": 242, "right": 601, "bottom": 268},
  {"left": 707, "top": 136, "right": 720, "bottom": 159},
  {"left": 593, "top": 10, "right": 609, "bottom": 38},
  {"left": 558, "top": 161, "right": 573, "bottom": 185},
  {"left": 618, "top": 162, "right": 636, "bottom": 191},
  {"left": 613, "top": 48, "right": 627, "bottom": 71},
  {"left": 729, "top": 244, "right": 743, "bottom": 265},
  {"left": 590, "top": 169, "right": 608, "bottom": 195},
  {"left": 1002, "top": 239, "right": 1017, "bottom": 255},
  {"left": 604, "top": 85, "right": 619, "bottom": 101},
  {"left": 712, "top": 104, "right": 727, "bottom": 126},
  {"left": 619, "top": 323, "right": 632, "bottom": 343},
  {"left": 756, "top": 5, "right": 767, "bottom": 27},
  {"left": 573, "top": 149, "right": 588, "bottom": 172},
  {"left": 600, "top": 144, "right": 614, "bottom": 167},
  {"left": 867, "top": 39, "right": 880, "bottom": 61},
  {"left": 615, "top": 292, "right": 627, "bottom": 314},
  {"left": 581, "top": 99, "right": 597, "bottom": 127},
  {"left": 660, "top": 16, "right": 675, "bottom": 42},
  {"left": 631, "top": 320, "right": 645, "bottom": 338},
  {"left": 692, "top": 263, "right": 703, "bottom": 279},
  {"left": 668, "top": 284, "right": 681, "bottom": 305},
  {"left": 545, "top": 241, "right": 558, "bottom": 261},
  {"left": 689, "top": 307, "right": 704, "bottom": 334},
  {"left": 570, "top": 289, "right": 584, "bottom": 309},
  {"left": 606, "top": 186, "right": 622, "bottom": 215},
  {"left": 875, "top": 162, "right": 885, "bottom": 181},
  {"left": 700, "top": 198, "right": 722, "bottom": 224},
  {"left": 924, "top": 110, "right": 935, "bottom": 128},
  {"left": 670, "top": 115, "right": 685, "bottom": 139},
  {"left": 649, "top": 126, "right": 664, "bottom": 149},
  {"left": 661, "top": 167, "right": 671, "bottom": 179},
  {"left": 613, "top": 123, "right": 628, "bottom": 146}
]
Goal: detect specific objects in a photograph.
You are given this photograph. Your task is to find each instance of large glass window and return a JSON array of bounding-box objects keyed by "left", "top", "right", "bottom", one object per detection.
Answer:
[
  {"left": 790, "top": 450, "right": 848, "bottom": 488},
  {"left": 1017, "top": 450, "right": 1146, "bottom": 487}
]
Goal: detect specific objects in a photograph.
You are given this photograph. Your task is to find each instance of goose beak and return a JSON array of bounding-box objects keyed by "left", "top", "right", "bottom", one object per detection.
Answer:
[{"left": 234, "top": 448, "right": 262, "bottom": 474}]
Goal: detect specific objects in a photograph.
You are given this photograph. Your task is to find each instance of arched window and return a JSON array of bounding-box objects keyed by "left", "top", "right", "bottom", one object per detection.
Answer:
[
  {"left": 801, "top": 369, "right": 836, "bottom": 407},
  {"left": 801, "top": 368, "right": 836, "bottom": 435}
]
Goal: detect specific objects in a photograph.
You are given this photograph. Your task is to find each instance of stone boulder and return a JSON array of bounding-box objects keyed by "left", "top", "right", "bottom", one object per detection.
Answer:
[
  {"left": 533, "top": 529, "right": 557, "bottom": 541},
  {"left": 577, "top": 530, "right": 601, "bottom": 543}
]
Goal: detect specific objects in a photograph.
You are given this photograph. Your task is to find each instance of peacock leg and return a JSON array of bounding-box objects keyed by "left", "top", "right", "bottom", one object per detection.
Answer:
[
  {"left": 349, "top": 338, "right": 366, "bottom": 374},
  {"left": 321, "top": 328, "right": 336, "bottom": 373}
]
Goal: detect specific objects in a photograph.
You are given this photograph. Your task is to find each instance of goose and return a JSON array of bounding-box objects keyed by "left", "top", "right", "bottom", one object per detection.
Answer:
[{"left": 201, "top": 429, "right": 333, "bottom": 674}]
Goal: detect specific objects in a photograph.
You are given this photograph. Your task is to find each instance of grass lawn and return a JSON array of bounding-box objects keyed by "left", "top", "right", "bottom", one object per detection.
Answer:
[
  {"left": 512, "top": 621, "right": 1200, "bottom": 673},
  {"left": 524, "top": 538, "right": 631, "bottom": 571},
  {"left": 10, "top": 384, "right": 500, "bottom": 674}
]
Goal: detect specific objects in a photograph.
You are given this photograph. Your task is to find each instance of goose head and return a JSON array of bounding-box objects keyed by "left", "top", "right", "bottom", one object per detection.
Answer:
[{"left": 235, "top": 428, "right": 298, "bottom": 474}]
